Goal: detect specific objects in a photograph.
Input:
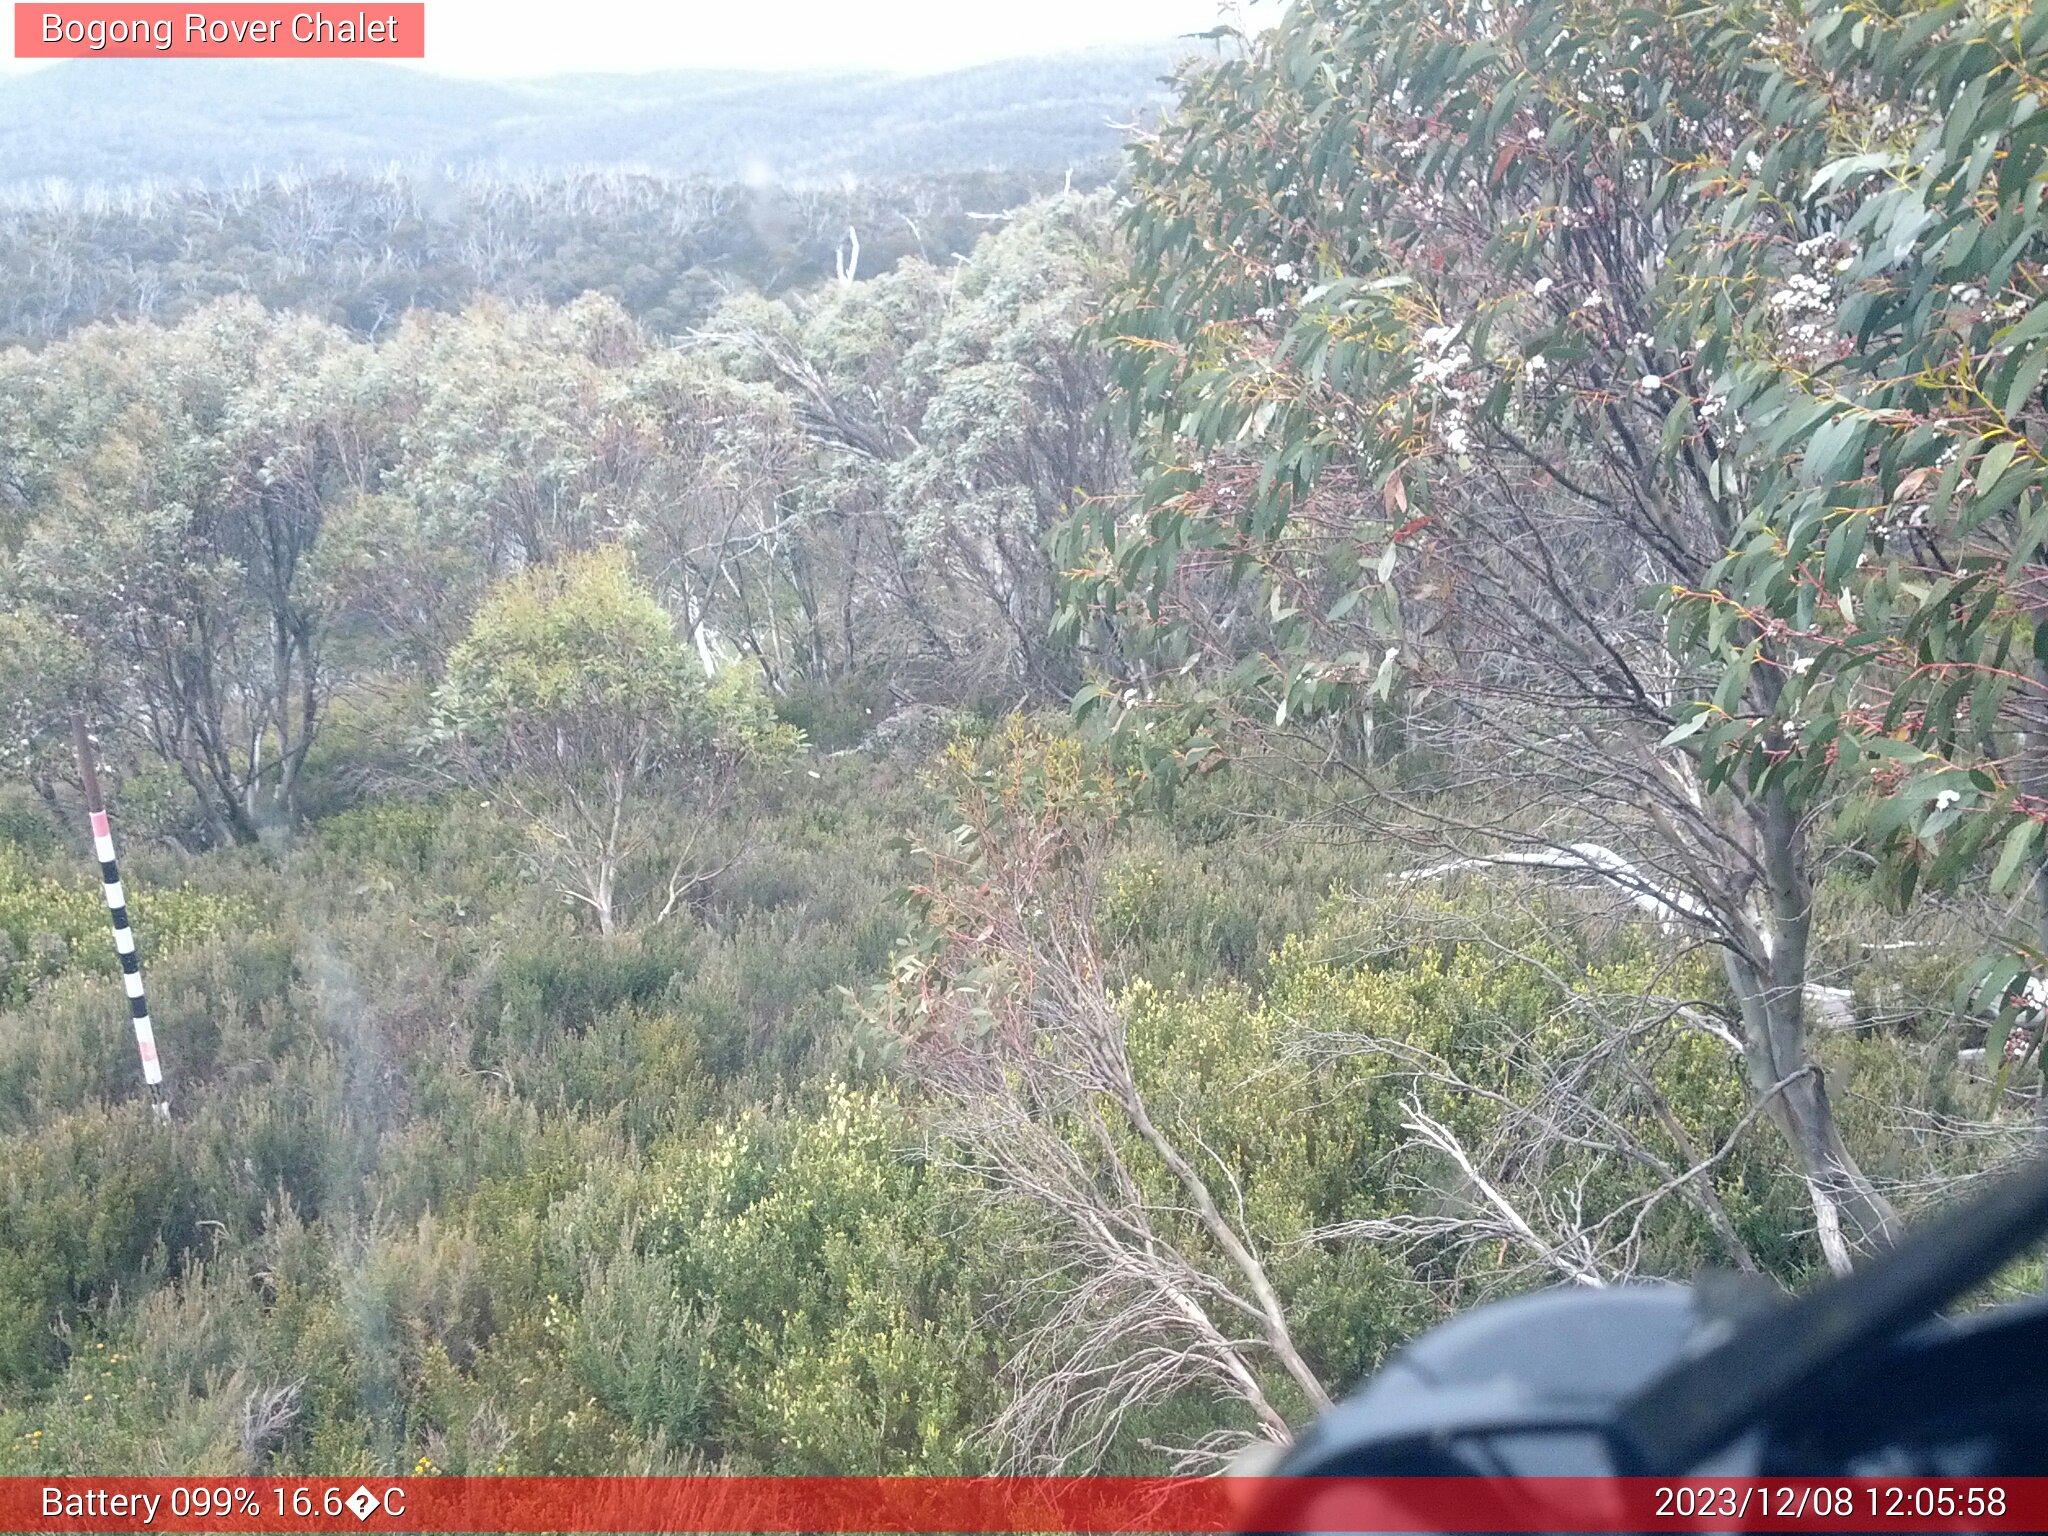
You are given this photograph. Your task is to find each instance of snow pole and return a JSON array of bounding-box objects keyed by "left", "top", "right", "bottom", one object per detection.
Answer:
[{"left": 70, "top": 713, "right": 168, "bottom": 1116}]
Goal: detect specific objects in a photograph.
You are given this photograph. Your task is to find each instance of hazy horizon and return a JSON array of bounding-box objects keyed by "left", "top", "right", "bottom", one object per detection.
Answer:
[
  {"left": 0, "top": 39, "right": 1201, "bottom": 188},
  {"left": 0, "top": 0, "right": 1274, "bottom": 79}
]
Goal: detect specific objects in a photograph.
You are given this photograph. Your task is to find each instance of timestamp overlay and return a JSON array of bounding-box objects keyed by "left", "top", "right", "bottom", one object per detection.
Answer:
[{"left": 2, "top": 1476, "right": 2046, "bottom": 1532}]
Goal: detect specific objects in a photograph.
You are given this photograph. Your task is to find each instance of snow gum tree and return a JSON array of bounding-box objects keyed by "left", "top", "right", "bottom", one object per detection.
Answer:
[
  {"left": 437, "top": 547, "right": 797, "bottom": 937},
  {"left": 1658, "top": 4, "right": 2048, "bottom": 1091},
  {"left": 1061, "top": 0, "right": 1914, "bottom": 1268},
  {"left": 6, "top": 299, "right": 376, "bottom": 844}
]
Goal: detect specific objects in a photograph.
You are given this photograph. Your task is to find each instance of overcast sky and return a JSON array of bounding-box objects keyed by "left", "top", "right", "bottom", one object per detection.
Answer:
[
  {"left": 422, "top": 0, "right": 1254, "bottom": 75},
  {"left": 3, "top": 0, "right": 1268, "bottom": 76}
]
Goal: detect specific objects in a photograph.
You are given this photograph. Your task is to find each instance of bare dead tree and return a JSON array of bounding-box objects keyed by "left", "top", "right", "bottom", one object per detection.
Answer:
[
  {"left": 238, "top": 1379, "right": 304, "bottom": 1473},
  {"left": 873, "top": 728, "right": 1329, "bottom": 1469}
]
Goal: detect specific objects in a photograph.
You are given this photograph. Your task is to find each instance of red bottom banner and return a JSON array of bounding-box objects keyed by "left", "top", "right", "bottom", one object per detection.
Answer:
[{"left": 5, "top": 1475, "right": 2043, "bottom": 1532}]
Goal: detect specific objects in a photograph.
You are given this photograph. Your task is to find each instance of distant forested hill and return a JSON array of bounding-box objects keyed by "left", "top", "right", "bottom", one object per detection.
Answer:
[
  {"left": 0, "top": 165, "right": 1090, "bottom": 343},
  {"left": 0, "top": 48, "right": 1186, "bottom": 185}
]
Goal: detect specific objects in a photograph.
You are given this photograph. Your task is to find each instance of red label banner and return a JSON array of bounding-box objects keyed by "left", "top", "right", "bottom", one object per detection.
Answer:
[
  {"left": 1, "top": 1476, "right": 2044, "bottom": 1532},
  {"left": 15, "top": 5, "right": 424, "bottom": 58}
]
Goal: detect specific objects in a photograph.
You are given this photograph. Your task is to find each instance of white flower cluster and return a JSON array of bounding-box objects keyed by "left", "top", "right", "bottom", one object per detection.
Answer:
[
  {"left": 1768, "top": 273, "right": 1833, "bottom": 316},
  {"left": 1416, "top": 324, "right": 1466, "bottom": 372},
  {"left": 1873, "top": 498, "right": 1931, "bottom": 535},
  {"left": 1768, "top": 235, "right": 1853, "bottom": 357},
  {"left": 1572, "top": 77, "right": 1631, "bottom": 108},
  {"left": 1415, "top": 321, "right": 1475, "bottom": 457}
]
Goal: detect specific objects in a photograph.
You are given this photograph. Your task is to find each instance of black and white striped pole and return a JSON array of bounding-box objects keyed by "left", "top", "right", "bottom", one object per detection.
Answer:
[{"left": 70, "top": 714, "right": 168, "bottom": 1116}]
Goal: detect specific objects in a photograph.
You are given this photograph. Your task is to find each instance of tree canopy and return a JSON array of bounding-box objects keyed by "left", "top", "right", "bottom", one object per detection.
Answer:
[{"left": 440, "top": 548, "right": 795, "bottom": 936}]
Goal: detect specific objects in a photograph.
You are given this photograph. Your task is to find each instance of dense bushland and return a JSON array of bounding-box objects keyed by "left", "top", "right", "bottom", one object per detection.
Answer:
[
  {"left": 0, "top": 723, "right": 2013, "bottom": 1473},
  {"left": 0, "top": 165, "right": 1076, "bottom": 345}
]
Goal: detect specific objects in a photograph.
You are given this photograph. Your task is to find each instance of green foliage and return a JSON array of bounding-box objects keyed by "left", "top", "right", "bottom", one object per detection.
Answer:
[
  {"left": 0, "top": 189, "right": 1123, "bottom": 858},
  {"left": 714, "top": 194, "right": 1125, "bottom": 700},
  {"left": 0, "top": 790, "right": 60, "bottom": 857},
  {"left": 1061, "top": 0, "right": 1796, "bottom": 746},
  {"left": 0, "top": 70, "right": 1153, "bottom": 317},
  {"left": 0, "top": 147, "right": 1114, "bottom": 346},
  {"left": 1659, "top": 4, "right": 2048, "bottom": 799},
  {"left": 6, "top": 299, "right": 370, "bottom": 843},
  {"left": 0, "top": 1106, "right": 189, "bottom": 1383},
  {"left": 649, "top": 1085, "right": 1000, "bottom": 1472},
  {"left": 1145, "top": 890, "right": 1791, "bottom": 1308},
  {"left": 0, "top": 608, "right": 89, "bottom": 798},
  {"left": 442, "top": 549, "right": 708, "bottom": 750},
  {"left": 0, "top": 699, "right": 2011, "bottom": 1475},
  {"left": 438, "top": 549, "right": 799, "bottom": 935},
  {"left": 552, "top": 1241, "right": 712, "bottom": 1450},
  {"left": 1056, "top": 0, "right": 2024, "bottom": 1261},
  {"left": 0, "top": 845, "right": 253, "bottom": 1007},
  {"left": 1629, "top": 1, "right": 2048, "bottom": 1050}
]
